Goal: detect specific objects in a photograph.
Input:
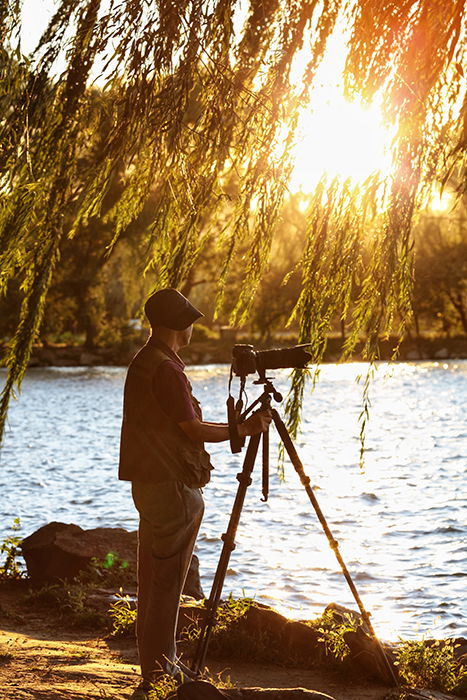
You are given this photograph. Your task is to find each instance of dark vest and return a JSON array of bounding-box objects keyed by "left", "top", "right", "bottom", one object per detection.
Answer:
[{"left": 118, "top": 342, "right": 213, "bottom": 486}]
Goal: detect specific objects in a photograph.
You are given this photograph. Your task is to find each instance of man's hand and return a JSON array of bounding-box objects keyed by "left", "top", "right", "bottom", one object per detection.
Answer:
[
  {"left": 238, "top": 409, "right": 272, "bottom": 437},
  {"left": 179, "top": 409, "right": 272, "bottom": 443}
]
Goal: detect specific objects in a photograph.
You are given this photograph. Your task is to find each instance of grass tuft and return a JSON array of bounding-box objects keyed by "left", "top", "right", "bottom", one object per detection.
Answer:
[{"left": 394, "top": 638, "right": 466, "bottom": 696}]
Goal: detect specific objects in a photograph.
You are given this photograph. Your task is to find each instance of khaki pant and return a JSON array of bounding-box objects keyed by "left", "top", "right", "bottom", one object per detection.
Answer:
[{"left": 132, "top": 480, "right": 204, "bottom": 680}]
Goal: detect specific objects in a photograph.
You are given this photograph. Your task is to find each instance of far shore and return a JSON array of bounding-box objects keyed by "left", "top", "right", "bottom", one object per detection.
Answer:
[{"left": 3, "top": 333, "right": 466, "bottom": 369}]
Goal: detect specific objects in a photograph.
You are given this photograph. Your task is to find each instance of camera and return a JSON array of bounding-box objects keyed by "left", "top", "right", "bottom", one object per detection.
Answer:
[{"left": 231, "top": 343, "right": 311, "bottom": 377}]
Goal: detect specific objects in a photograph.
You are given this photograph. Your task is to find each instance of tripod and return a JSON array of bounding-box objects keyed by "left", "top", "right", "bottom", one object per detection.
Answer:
[{"left": 191, "top": 377, "right": 398, "bottom": 686}]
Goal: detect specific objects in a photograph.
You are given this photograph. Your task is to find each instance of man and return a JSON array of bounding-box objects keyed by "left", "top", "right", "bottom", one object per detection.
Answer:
[{"left": 119, "top": 288, "right": 271, "bottom": 700}]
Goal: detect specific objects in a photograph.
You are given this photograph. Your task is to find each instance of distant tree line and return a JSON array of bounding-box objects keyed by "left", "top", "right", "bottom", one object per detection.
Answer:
[{"left": 1, "top": 181, "right": 466, "bottom": 350}]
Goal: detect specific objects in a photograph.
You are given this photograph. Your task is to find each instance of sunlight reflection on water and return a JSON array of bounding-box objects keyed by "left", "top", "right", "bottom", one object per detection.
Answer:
[{"left": 1, "top": 361, "right": 466, "bottom": 640}]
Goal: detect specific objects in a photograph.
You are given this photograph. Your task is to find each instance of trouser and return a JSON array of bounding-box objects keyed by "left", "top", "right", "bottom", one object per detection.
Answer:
[{"left": 132, "top": 480, "right": 205, "bottom": 680}]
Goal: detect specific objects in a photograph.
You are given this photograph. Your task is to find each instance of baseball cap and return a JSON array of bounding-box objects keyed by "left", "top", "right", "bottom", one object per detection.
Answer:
[{"left": 144, "top": 288, "right": 204, "bottom": 330}]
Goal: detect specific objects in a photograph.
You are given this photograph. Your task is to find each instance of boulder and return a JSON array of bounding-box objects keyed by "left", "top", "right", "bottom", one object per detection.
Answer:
[
  {"left": 179, "top": 687, "right": 336, "bottom": 700},
  {"left": 21, "top": 522, "right": 204, "bottom": 599},
  {"left": 233, "top": 691, "right": 336, "bottom": 700},
  {"left": 21, "top": 522, "right": 136, "bottom": 582},
  {"left": 235, "top": 604, "right": 320, "bottom": 665},
  {"left": 241, "top": 604, "right": 289, "bottom": 638},
  {"left": 400, "top": 691, "right": 462, "bottom": 700},
  {"left": 343, "top": 627, "right": 398, "bottom": 685},
  {"left": 282, "top": 621, "right": 320, "bottom": 661},
  {"left": 324, "top": 602, "right": 372, "bottom": 636}
]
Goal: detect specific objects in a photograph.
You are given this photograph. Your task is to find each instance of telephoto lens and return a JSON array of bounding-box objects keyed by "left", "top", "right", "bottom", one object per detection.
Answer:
[
  {"left": 232, "top": 343, "right": 311, "bottom": 376},
  {"left": 256, "top": 345, "right": 311, "bottom": 372}
]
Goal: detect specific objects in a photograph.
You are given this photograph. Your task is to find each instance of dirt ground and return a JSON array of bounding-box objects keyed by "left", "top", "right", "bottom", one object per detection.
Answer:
[
  {"left": 0, "top": 628, "right": 394, "bottom": 700},
  {"left": 0, "top": 581, "right": 395, "bottom": 700}
]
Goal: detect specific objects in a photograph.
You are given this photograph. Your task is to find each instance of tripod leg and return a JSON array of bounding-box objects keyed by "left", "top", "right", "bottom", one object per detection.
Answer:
[
  {"left": 191, "top": 432, "right": 261, "bottom": 676},
  {"left": 271, "top": 408, "right": 399, "bottom": 687},
  {"left": 261, "top": 427, "right": 269, "bottom": 502}
]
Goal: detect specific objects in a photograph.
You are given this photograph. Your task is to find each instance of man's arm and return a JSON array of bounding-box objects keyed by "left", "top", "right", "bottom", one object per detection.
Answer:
[{"left": 179, "top": 410, "right": 272, "bottom": 443}]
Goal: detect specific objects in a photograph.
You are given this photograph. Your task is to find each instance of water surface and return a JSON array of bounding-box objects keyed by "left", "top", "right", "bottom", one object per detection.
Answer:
[{"left": 1, "top": 361, "right": 465, "bottom": 641}]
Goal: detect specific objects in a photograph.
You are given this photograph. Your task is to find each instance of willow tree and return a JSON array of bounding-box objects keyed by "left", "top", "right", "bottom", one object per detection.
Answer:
[{"left": 0, "top": 0, "right": 466, "bottom": 440}]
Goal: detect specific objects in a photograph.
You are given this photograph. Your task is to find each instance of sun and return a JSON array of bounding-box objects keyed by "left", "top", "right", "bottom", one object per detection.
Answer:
[
  {"left": 285, "top": 24, "right": 395, "bottom": 193},
  {"left": 289, "top": 95, "right": 394, "bottom": 193}
]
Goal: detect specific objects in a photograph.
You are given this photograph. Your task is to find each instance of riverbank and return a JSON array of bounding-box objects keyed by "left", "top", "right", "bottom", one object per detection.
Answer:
[
  {"left": 1, "top": 519, "right": 466, "bottom": 698},
  {"left": 13, "top": 334, "right": 467, "bottom": 368},
  {"left": 0, "top": 578, "right": 465, "bottom": 700}
]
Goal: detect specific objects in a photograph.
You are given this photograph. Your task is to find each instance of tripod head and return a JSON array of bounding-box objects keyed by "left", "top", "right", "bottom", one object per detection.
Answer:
[{"left": 227, "top": 372, "right": 283, "bottom": 454}]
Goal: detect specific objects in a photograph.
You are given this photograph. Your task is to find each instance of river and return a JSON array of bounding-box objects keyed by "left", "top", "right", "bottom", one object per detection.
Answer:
[{"left": 1, "top": 361, "right": 466, "bottom": 641}]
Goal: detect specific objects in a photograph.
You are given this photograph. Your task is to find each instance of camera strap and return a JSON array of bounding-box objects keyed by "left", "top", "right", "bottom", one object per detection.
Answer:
[{"left": 227, "top": 367, "right": 245, "bottom": 453}]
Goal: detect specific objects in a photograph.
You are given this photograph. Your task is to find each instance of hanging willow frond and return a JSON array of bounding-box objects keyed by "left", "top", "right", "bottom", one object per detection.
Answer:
[{"left": 0, "top": 0, "right": 466, "bottom": 445}]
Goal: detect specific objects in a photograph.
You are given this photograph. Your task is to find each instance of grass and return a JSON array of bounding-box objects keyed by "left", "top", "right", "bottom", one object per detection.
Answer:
[
  {"left": 0, "top": 518, "right": 24, "bottom": 581},
  {"left": 145, "top": 674, "right": 179, "bottom": 700},
  {"left": 394, "top": 638, "right": 467, "bottom": 697},
  {"left": 25, "top": 580, "right": 108, "bottom": 629},
  {"left": 108, "top": 590, "right": 137, "bottom": 636},
  {"left": 0, "top": 652, "right": 14, "bottom": 664}
]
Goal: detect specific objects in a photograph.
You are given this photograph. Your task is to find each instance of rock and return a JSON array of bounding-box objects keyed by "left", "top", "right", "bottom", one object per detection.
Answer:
[
  {"left": 343, "top": 627, "right": 398, "bottom": 685},
  {"left": 238, "top": 604, "right": 320, "bottom": 665},
  {"left": 324, "top": 602, "right": 372, "bottom": 635},
  {"left": 282, "top": 621, "right": 320, "bottom": 660},
  {"left": 241, "top": 604, "right": 289, "bottom": 638},
  {"left": 21, "top": 522, "right": 135, "bottom": 582},
  {"left": 179, "top": 685, "right": 336, "bottom": 700},
  {"left": 453, "top": 636, "right": 467, "bottom": 660},
  {"left": 226, "top": 689, "right": 336, "bottom": 700},
  {"left": 401, "top": 691, "right": 461, "bottom": 699},
  {"left": 185, "top": 554, "right": 204, "bottom": 600},
  {"left": 21, "top": 522, "right": 204, "bottom": 599},
  {"left": 434, "top": 348, "right": 449, "bottom": 359}
]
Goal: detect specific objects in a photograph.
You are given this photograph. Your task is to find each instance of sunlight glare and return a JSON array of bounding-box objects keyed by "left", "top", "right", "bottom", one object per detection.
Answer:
[
  {"left": 428, "top": 189, "right": 454, "bottom": 213},
  {"left": 290, "top": 96, "right": 393, "bottom": 192},
  {"left": 286, "top": 22, "right": 394, "bottom": 192}
]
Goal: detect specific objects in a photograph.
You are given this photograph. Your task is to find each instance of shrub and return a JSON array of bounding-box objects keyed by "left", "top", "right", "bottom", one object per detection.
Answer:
[
  {"left": 25, "top": 579, "right": 107, "bottom": 629},
  {"left": 311, "top": 609, "right": 359, "bottom": 663},
  {"left": 395, "top": 638, "right": 466, "bottom": 696},
  {"left": 0, "top": 518, "right": 24, "bottom": 580},
  {"left": 108, "top": 589, "right": 137, "bottom": 637}
]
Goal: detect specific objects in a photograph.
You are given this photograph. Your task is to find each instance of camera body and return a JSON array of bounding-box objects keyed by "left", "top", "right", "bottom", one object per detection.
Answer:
[{"left": 231, "top": 343, "right": 311, "bottom": 377}]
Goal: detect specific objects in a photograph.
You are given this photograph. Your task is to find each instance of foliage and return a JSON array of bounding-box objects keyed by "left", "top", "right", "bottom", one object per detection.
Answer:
[
  {"left": 108, "top": 589, "right": 137, "bottom": 637},
  {"left": 413, "top": 209, "right": 467, "bottom": 336},
  {"left": 311, "top": 609, "right": 359, "bottom": 663},
  {"left": 0, "top": 0, "right": 466, "bottom": 441},
  {"left": 25, "top": 579, "right": 107, "bottom": 629},
  {"left": 0, "top": 518, "right": 24, "bottom": 581},
  {"left": 394, "top": 638, "right": 467, "bottom": 696},
  {"left": 145, "top": 673, "right": 179, "bottom": 700},
  {"left": 191, "top": 324, "right": 219, "bottom": 343},
  {"left": 23, "top": 553, "right": 136, "bottom": 630},
  {"left": 86, "top": 551, "right": 135, "bottom": 588},
  {"left": 180, "top": 596, "right": 286, "bottom": 663}
]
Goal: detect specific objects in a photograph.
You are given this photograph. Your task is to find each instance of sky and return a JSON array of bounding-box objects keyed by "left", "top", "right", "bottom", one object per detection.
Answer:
[
  {"left": 17, "top": 0, "right": 453, "bottom": 202},
  {"left": 20, "top": 0, "right": 55, "bottom": 54}
]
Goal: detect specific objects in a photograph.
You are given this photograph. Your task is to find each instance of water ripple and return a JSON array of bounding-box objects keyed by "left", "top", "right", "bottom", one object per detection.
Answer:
[{"left": 1, "top": 361, "right": 466, "bottom": 640}]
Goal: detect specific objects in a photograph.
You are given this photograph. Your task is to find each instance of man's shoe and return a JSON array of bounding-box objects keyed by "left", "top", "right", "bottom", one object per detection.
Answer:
[{"left": 129, "top": 680, "right": 152, "bottom": 700}]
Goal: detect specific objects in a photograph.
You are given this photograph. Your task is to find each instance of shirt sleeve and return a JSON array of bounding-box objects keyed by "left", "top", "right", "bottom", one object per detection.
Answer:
[{"left": 153, "top": 360, "right": 197, "bottom": 423}]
